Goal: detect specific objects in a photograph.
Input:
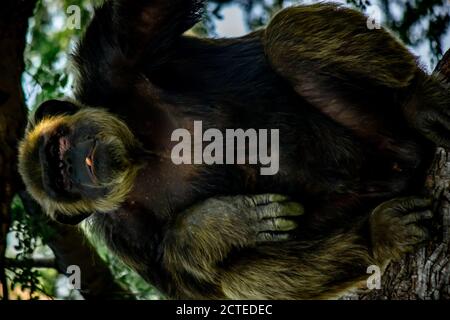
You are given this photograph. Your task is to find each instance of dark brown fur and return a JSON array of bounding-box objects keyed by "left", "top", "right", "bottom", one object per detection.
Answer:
[{"left": 18, "top": 1, "right": 450, "bottom": 299}]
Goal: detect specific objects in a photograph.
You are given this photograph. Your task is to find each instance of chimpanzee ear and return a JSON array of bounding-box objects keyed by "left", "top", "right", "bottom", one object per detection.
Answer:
[
  {"left": 33, "top": 100, "right": 80, "bottom": 123},
  {"left": 53, "top": 211, "right": 92, "bottom": 226}
]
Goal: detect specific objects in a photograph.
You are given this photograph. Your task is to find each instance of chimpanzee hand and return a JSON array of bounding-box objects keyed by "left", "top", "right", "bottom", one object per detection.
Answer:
[
  {"left": 410, "top": 109, "right": 450, "bottom": 148},
  {"left": 403, "top": 79, "right": 450, "bottom": 148},
  {"left": 163, "top": 194, "right": 304, "bottom": 285},
  {"left": 180, "top": 194, "right": 304, "bottom": 246},
  {"left": 370, "top": 197, "right": 433, "bottom": 263},
  {"left": 230, "top": 194, "right": 304, "bottom": 243}
]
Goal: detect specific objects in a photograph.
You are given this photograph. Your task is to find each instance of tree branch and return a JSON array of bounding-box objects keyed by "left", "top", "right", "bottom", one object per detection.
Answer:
[{"left": 5, "top": 258, "right": 56, "bottom": 270}]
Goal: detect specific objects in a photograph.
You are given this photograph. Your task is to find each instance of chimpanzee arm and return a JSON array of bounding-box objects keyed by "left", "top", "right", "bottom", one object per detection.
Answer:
[
  {"left": 163, "top": 195, "right": 432, "bottom": 299},
  {"left": 264, "top": 4, "right": 450, "bottom": 148},
  {"left": 264, "top": 4, "right": 417, "bottom": 90},
  {"left": 162, "top": 194, "right": 304, "bottom": 298},
  {"left": 73, "top": 0, "right": 205, "bottom": 105}
]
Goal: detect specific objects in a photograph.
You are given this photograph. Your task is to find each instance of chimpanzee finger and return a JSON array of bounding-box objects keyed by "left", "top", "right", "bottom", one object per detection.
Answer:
[
  {"left": 386, "top": 197, "right": 432, "bottom": 213},
  {"left": 433, "top": 116, "right": 450, "bottom": 148},
  {"left": 255, "top": 202, "right": 304, "bottom": 219},
  {"left": 257, "top": 218, "right": 298, "bottom": 232},
  {"left": 256, "top": 232, "right": 293, "bottom": 243},
  {"left": 402, "top": 210, "right": 433, "bottom": 224},
  {"left": 245, "top": 194, "right": 289, "bottom": 207}
]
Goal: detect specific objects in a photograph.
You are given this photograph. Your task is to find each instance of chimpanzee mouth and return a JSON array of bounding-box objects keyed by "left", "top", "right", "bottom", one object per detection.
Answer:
[{"left": 41, "top": 128, "right": 72, "bottom": 197}]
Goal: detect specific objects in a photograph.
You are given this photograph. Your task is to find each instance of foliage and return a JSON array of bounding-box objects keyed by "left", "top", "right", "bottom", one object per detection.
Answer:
[
  {"left": 8, "top": 0, "right": 450, "bottom": 300},
  {"left": 82, "top": 227, "right": 162, "bottom": 300},
  {"left": 376, "top": 0, "right": 450, "bottom": 66},
  {"left": 23, "top": 0, "right": 99, "bottom": 107},
  {"left": 6, "top": 196, "right": 54, "bottom": 299}
]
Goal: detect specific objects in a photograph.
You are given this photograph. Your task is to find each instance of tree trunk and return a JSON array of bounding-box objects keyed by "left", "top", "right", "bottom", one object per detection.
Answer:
[
  {"left": 352, "top": 50, "right": 450, "bottom": 300},
  {"left": 0, "top": 0, "right": 37, "bottom": 300}
]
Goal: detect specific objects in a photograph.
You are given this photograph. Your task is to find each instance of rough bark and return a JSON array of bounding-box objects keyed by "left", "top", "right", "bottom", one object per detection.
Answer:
[{"left": 353, "top": 50, "right": 450, "bottom": 300}]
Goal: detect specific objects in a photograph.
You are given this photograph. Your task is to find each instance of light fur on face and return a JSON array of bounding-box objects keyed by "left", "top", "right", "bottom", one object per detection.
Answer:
[{"left": 18, "top": 107, "right": 141, "bottom": 219}]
